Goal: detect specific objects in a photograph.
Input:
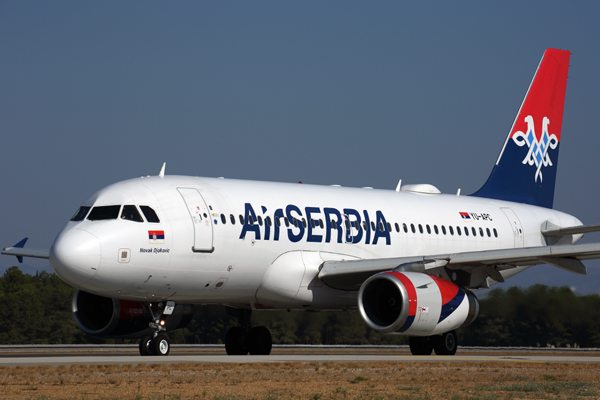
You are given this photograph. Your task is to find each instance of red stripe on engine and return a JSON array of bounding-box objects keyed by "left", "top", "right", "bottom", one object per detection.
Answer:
[
  {"left": 428, "top": 275, "right": 459, "bottom": 306},
  {"left": 386, "top": 271, "right": 417, "bottom": 317}
]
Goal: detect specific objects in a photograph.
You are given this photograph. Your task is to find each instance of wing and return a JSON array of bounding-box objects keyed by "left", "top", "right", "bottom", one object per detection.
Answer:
[
  {"left": 2, "top": 238, "right": 50, "bottom": 263},
  {"left": 318, "top": 242, "right": 600, "bottom": 291}
]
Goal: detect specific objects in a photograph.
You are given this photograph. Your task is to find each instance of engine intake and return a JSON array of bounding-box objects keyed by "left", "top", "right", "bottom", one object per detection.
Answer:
[{"left": 358, "top": 271, "right": 478, "bottom": 336}]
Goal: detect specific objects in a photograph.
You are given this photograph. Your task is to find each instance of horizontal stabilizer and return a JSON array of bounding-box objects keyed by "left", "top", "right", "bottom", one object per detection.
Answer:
[
  {"left": 2, "top": 238, "right": 50, "bottom": 262},
  {"left": 541, "top": 224, "right": 600, "bottom": 237}
]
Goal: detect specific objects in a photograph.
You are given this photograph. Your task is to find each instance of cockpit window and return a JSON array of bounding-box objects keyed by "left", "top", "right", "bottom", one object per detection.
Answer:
[
  {"left": 71, "top": 206, "right": 91, "bottom": 222},
  {"left": 87, "top": 205, "right": 121, "bottom": 221},
  {"left": 121, "top": 205, "right": 144, "bottom": 222},
  {"left": 140, "top": 206, "right": 160, "bottom": 223}
]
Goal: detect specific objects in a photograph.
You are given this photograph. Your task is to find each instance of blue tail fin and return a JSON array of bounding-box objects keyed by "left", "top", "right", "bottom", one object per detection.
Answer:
[{"left": 471, "top": 49, "right": 570, "bottom": 208}]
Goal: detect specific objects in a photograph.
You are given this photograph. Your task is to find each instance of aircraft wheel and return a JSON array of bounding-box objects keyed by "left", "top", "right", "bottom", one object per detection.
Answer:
[
  {"left": 408, "top": 336, "right": 433, "bottom": 356},
  {"left": 433, "top": 330, "right": 457, "bottom": 356},
  {"left": 139, "top": 335, "right": 154, "bottom": 356},
  {"left": 248, "top": 326, "right": 272, "bottom": 355},
  {"left": 225, "top": 326, "right": 249, "bottom": 355},
  {"left": 151, "top": 334, "right": 170, "bottom": 356}
]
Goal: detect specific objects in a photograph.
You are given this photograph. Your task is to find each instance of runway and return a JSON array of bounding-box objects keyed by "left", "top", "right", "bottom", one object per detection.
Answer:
[{"left": 1, "top": 345, "right": 599, "bottom": 366}]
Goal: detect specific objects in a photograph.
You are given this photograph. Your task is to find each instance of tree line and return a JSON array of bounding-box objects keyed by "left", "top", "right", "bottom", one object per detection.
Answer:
[{"left": 1, "top": 266, "right": 599, "bottom": 347}]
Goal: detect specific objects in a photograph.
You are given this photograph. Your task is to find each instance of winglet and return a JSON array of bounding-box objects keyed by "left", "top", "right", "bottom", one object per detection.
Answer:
[{"left": 159, "top": 162, "right": 166, "bottom": 178}]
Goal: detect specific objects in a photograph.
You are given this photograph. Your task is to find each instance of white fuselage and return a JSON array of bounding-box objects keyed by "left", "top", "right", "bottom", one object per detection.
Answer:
[{"left": 49, "top": 176, "right": 582, "bottom": 309}]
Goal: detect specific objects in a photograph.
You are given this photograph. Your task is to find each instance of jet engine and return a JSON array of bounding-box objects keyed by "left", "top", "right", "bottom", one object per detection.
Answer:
[
  {"left": 358, "top": 271, "right": 478, "bottom": 336},
  {"left": 72, "top": 290, "right": 193, "bottom": 339}
]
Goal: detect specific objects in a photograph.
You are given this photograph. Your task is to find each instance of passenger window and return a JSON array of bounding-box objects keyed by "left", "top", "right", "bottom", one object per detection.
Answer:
[
  {"left": 493, "top": 228, "right": 498, "bottom": 237},
  {"left": 122, "top": 206, "right": 144, "bottom": 223},
  {"left": 442, "top": 225, "right": 446, "bottom": 235},
  {"left": 479, "top": 227, "right": 484, "bottom": 237},
  {"left": 293, "top": 218, "right": 298, "bottom": 228},
  {"left": 418, "top": 224, "right": 423, "bottom": 234},
  {"left": 88, "top": 205, "right": 121, "bottom": 221},
  {"left": 311, "top": 219, "right": 316, "bottom": 229},
  {"left": 486, "top": 228, "right": 490, "bottom": 237},
  {"left": 319, "top": 219, "right": 324, "bottom": 229},
  {"left": 345, "top": 220, "right": 350, "bottom": 230},
  {"left": 284, "top": 217, "right": 290, "bottom": 227},
  {"left": 411, "top": 224, "right": 415, "bottom": 233},
  {"left": 456, "top": 226, "right": 461, "bottom": 236},
  {"left": 403, "top": 223, "right": 408, "bottom": 233},
  {"left": 230, "top": 214, "right": 235, "bottom": 225},
  {"left": 449, "top": 226, "right": 454, "bottom": 235},
  {"left": 249, "top": 215, "right": 255, "bottom": 225},
  {"left": 276, "top": 217, "right": 281, "bottom": 227},
  {"left": 239, "top": 215, "right": 245, "bottom": 225},
  {"left": 386, "top": 222, "right": 391, "bottom": 232},
  {"left": 258, "top": 216, "right": 263, "bottom": 226},
  {"left": 302, "top": 218, "right": 307, "bottom": 228},
  {"left": 71, "top": 206, "right": 91, "bottom": 222},
  {"left": 464, "top": 227, "right": 469, "bottom": 236},
  {"left": 332, "top": 219, "right": 337, "bottom": 230},
  {"left": 472, "top": 227, "right": 476, "bottom": 236},
  {"left": 395, "top": 223, "right": 399, "bottom": 233},
  {"left": 434, "top": 225, "right": 439, "bottom": 234},
  {"left": 221, "top": 214, "right": 226, "bottom": 224},
  {"left": 371, "top": 221, "right": 376, "bottom": 231},
  {"left": 266, "top": 216, "right": 272, "bottom": 227},
  {"left": 426, "top": 225, "right": 431, "bottom": 234}
]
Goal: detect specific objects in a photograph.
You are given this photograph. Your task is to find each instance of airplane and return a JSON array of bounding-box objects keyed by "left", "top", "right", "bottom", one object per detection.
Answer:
[{"left": 4, "top": 48, "right": 600, "bottom": 357}]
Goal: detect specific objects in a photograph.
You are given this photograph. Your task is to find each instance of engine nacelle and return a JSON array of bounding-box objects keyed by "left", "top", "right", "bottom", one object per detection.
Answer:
[
  {"left": 72, "top": 290, "right": 194, "bottom": 339},
  {"left": 358, "top": 271, "right": 478, "bottom": 336}
]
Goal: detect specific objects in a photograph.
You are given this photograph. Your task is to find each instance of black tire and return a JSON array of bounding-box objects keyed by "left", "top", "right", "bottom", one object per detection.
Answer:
[
  {"left": 225, "top": 326, "right": 248, "bottom": 355},
  {"left": 408, "top": 336, "right": 433, "bottom": 356},
  {"left": 139, "top": 335, "right": 153, "bottom": 356},
  {"left": 248, "top": 326, "right": 272, "bottom": 355},
  {"left": 151, "top": 334, "right": 170, "bottom": 356},
  {"left": 433, "top": 330, "right": 457, "bottom": 356}
]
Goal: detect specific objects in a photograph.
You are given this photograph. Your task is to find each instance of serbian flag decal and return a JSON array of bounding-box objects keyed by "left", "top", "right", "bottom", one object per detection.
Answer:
[
  {"left": 459, "top": 212, "right": 471, "bottom": 220},
  {"left": 148, "top": 230, "right": 165, "bottom": 244}
]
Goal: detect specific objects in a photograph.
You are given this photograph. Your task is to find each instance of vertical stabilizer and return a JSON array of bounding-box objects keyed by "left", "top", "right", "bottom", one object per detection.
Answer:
[{"left": 471, "top": 49, "right": 570, "bottom": 208}]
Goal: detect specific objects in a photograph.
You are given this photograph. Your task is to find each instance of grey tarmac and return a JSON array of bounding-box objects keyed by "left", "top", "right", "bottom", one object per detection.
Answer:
[{"left": 0, "top": 345, "right": 599, "bottom": 366}]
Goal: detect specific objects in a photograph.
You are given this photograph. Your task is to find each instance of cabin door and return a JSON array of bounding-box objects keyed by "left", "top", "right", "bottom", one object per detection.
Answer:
[{"left": 177, "top": 188, "right": 214, "bottom": 252}]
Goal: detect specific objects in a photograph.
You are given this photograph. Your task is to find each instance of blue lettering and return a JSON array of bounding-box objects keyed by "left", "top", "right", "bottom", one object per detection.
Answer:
[
  {"left": 363, "top": 210, "right": 371, "bottom": 245},
  {"left": 372, "top": 210, "right": 391, "bottom": 245},
  {"left": 262, "top": 206, "right": 270, "bottom": 240},
  {"left": 343, "top": 208, "right": 363, "bottom": 244},
  {"left": 239, "top": 203, "right": 260, "bottom": 240},
  {"left": 286, "top": 205, "right": 304, "bottom": 243},
  {"left": 273, "top": 209, "right": 284, "bottom": 241},
  {"left": 323, "top": 208, "right": 343, "bottom": 243},
  {"left": 305, "top": 207, "right": 322, "bottom": 243}
]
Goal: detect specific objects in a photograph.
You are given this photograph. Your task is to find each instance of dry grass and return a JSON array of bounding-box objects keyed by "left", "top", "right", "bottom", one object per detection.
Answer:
[{"left": 0, "top": 361, "right": 597, "bottom": 399}]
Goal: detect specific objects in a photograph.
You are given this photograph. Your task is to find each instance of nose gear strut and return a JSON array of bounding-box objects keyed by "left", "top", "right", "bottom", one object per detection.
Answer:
[{"left": 139, "top": 301, "right": 175, "bottom": 356}]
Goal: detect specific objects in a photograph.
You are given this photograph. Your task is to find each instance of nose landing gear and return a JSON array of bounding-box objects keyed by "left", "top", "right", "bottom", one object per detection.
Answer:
[{"left": 138, "top": 301, "right": 174, "bottom": 356}]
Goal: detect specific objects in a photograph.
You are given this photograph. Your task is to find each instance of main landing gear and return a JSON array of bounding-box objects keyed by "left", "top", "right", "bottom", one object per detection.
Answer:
[
  {"left": 408, "top": 330, "right": 458, "bottom": 356},
  {"left": 225, "top": 307, "right": 272, "bottom": 355},
  {"left": 138, "top": 301, "right": 175, "bottom": 356}
]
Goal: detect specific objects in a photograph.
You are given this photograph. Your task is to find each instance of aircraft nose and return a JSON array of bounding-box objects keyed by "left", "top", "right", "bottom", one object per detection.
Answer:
[{"left": 50, "top": 228, "right": 101, "bottom": 286}]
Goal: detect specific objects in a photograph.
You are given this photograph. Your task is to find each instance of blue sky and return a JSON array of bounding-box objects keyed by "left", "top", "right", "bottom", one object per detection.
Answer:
[{"left": 2, "top": 1, "right": 600, "bottom": 293}]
